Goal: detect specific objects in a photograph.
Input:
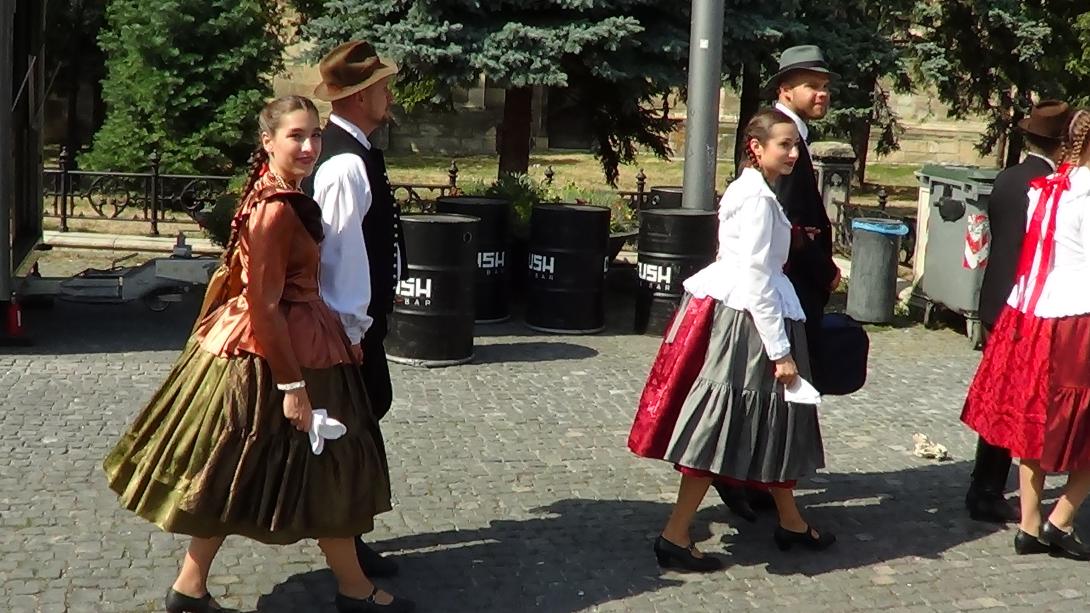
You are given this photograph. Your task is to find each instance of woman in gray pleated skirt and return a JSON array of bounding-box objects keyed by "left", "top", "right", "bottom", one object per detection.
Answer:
[{"left": 631, "top": 109, "right": 834, "bottom": 573}]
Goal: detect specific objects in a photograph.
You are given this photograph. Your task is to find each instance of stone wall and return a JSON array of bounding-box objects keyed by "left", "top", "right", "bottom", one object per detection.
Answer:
[{"left": 273, "top": 56, "right": 998, "bottom": 167}]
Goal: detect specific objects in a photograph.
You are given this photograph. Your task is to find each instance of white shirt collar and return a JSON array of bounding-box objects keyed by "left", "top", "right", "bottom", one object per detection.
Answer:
[
  {"left": 1025, "top": 151, "right": 1057, "bottom": 172},
  {"left": 738, "top": 166, "right": 778, "bottom": 200},
  {"left": 774, "top": 102, "right": 809, "bottom": 144},
  {"left": 328, "top": 113, "right": 371, "bottom": 150}
]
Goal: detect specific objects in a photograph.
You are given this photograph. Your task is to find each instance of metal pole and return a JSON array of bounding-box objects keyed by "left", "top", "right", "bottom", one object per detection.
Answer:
[
  {"left": 681, "top": 0, "right": 724, "bottom": 211},
  {"left": 0, "top": 0, "right": 16, "bottom": 299}
]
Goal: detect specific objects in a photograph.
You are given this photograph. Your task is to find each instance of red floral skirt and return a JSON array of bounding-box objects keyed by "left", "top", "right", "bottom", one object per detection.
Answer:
[{"left": 962, "top": 306, "right": 1090, "bottom": 472}]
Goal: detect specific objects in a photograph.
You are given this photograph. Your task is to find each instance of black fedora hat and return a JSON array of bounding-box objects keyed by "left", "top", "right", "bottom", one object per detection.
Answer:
[
  {"left": 1017, "top": 100, "right": 1071, "bottom": 140},
  {"left": 764, "top": 45, "right": 839, "bottom": 92}
]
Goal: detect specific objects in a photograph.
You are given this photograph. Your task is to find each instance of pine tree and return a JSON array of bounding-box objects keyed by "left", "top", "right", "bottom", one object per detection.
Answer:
[
  {"left": 302, "top": 0, "right": 689, "bottom": 185},
  {"left": 83, "top": 0, "right": 286, "bottom": 174},
  {"left": 911, "top": 0, "right": 1090, "bottom": 167}
]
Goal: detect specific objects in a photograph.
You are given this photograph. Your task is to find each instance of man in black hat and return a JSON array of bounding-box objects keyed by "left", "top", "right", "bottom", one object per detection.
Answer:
[
  {"left": 302, "top": 40, "right": 405, "bottom": 577},
  {"left": 713, "top": 45, "right": 842, "bottom": 521},
  {"left": 966, "top": 99, "right": 1071, "bottom": 524}
]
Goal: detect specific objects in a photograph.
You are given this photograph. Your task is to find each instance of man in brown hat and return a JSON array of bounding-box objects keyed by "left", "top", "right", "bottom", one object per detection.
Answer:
[
  {"left": 301, "top": 40, "right": 404, "bottom": 578},
  {"left": 967, "top": 99, "right": 1072, "bottom": 525}
]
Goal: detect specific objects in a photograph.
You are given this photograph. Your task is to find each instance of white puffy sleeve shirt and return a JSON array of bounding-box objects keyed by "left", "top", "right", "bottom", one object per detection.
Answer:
[
  {"left": 1010, "top": 166, "right": 1090, "bottom": 318},
  {"left": 683, "top": 167, "right": 806, "bottom": 360},
  {"left": 313, "top": 153, "right": 374, "bottom": 345}
]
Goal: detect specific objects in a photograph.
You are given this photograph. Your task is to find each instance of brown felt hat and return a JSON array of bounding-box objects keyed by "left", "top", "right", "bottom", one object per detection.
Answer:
[
  {"left": 313, "top": 41, "right": 399, "bottom": 102},
  {"left": 1018, "top": 100, "right": 1071, "bottom": 140}
]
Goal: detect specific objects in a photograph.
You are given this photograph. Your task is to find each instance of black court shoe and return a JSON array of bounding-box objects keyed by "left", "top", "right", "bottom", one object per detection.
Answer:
[
  {"left": 773, "top": 525, "right": 836, "bottom": 552},
  {"left": 653, "top": 535, "right": 725, "bottom": 572},
  {"left": 164, "top": 588, "right": 234, "bottom": 613},
  {"left": 1014, "top": 529, "right": 1051, "bottom": 555},
  {"left": 335, "top": 587, "right": 416, "bottom": 613},
  {"left": 1041, "top": 521, "right": 1090, "bottom": 560}
]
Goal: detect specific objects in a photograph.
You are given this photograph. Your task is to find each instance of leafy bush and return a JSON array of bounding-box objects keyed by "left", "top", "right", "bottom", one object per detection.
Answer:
[
  {"left": 460, "top": 175, "right": 637, "bottom": 237},
  {"left": 82, "top": 0, "right": 284, "bottom": 174},
  {"left": 545, "top": 182, "right": 637, "bottom": 233},
  {"left": 199, "top": 174, "right": 249, "bottom": 247}
]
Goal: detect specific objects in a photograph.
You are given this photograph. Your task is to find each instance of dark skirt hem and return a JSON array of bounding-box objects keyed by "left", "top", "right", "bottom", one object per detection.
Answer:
[{"left": 103, "top": 339, "right": 392, "bottom": 545}]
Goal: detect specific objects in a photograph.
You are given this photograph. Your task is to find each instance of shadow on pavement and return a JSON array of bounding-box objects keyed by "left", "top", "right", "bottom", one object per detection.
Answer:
[{"left": 247, "top": 461, "right": 1036, "bottom": 612}]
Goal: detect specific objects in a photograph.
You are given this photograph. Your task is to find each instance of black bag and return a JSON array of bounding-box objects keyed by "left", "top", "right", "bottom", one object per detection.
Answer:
[{"left": 812, "top": 313, "right": 869, "bottom": 396}]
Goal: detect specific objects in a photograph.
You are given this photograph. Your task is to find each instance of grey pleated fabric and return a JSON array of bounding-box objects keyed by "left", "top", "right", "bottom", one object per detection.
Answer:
[{"left": 662, "top": 302, "right": 824, "bottom": 482}]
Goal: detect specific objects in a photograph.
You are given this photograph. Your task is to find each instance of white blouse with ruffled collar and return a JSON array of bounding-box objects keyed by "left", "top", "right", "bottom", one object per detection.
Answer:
[{"left": 683, "top": 167, "right": 806, "bottom": 360}]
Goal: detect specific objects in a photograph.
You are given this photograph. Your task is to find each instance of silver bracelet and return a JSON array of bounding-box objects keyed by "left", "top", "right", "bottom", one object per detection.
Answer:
[{"left": 276, "top": 381, "right": 306, "bottom": 391}]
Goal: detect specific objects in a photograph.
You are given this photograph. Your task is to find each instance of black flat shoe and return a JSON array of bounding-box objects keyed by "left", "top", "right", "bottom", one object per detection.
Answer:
[
  {"left": 653, "top": 536, "right": 725, "bottom": 572},
  {"left": 1013, "top": 529, "right": 1050, "bottom": 555},
  {"left": 335, "top": 587, "right": 416, "bottom": 613},
  {"left": 355, "top": 537, "right": 399, "bottom": 577},
  {"left": 713, "top": 483, "right": 757, "bottom": 523},
  {"left": 164, "top": 588, "right": 233, "bottom": 613},
  {"left": 966, "top": 493, "right": 1020, "bottom": 523},
  {"left": 773, "top": 525, "right": 836, "bottom": 552},
  {"left": 1041, "top": 521, "right": 1090, "bottom": 560}
]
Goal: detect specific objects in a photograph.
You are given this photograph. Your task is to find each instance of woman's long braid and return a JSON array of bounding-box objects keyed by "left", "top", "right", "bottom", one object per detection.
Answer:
[
  {"left": 745, "top": 142, "right": 760, "bottom": 170},
  {"left": 1064, "top": 109, "right": 1090, "bottom": 166},
  {"left": 221, "top": 148, "right": 268, "bottom": 264}
]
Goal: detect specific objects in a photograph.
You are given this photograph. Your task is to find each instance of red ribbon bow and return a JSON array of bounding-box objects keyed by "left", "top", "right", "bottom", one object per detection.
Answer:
[{"left": 1013, "top": 164, "right": 1073, "bottom": 313}]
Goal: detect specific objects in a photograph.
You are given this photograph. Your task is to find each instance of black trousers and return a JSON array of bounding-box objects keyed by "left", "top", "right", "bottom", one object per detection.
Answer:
[
  {"left": 361, "top": 311, "right": 393, "bottom": 421},
  {"left": 969, "top": 324, "right": 1013, "bottom": 496}
]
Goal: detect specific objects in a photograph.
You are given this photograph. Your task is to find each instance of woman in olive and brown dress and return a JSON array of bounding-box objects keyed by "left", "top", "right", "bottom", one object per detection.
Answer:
[{"left": 103, "top": 96, "right": 413, "bottom": 613}]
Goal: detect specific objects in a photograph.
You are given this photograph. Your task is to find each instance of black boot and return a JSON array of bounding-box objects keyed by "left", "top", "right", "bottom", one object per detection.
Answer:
[
  {"left": 355, "top": 537, "right": 399, "bottom": 578},
  {"left": 965, "top": 438, "right": 1018, "bottom": 523},
  {"left": 713, "top": 482, "right": 756, "bottom": 523}
]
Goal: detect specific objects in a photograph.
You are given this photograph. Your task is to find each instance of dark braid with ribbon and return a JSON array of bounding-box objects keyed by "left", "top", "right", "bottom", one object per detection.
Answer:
[
  {"left": 1063, "top": 109, "right": 1090, "bottom": 166},
  {"left": 220, "top": 148, "right": 269, "bottom": 264}
]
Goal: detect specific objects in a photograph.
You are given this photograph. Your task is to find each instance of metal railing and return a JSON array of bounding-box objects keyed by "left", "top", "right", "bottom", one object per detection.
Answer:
[{"left": 44, "top": 148, "right": 653, "bottom": 235}]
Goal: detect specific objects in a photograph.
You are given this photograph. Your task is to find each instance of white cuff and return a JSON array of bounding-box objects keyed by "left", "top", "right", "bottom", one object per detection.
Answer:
[{"left": 276, "top": 381, "right": 306, "bottom": 391}]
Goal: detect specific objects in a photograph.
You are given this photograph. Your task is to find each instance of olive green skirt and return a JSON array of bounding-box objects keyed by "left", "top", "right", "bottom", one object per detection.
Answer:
[{"left": 103, "top": 339, "right": 392, "bottom": 545}]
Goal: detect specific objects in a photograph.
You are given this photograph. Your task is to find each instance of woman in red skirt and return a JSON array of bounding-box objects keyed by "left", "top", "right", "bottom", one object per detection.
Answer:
[
  {"left": 962, "top": 108, "right": 1090, "bottom": 560},
  {"left": 628, "top": 108, "right": 832, "bottom": 572}
]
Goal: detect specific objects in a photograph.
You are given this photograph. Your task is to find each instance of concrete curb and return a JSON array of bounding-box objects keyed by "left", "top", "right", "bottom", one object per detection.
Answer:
[{"left": 44, "top": 231, "right": 222, "bottom": 255}]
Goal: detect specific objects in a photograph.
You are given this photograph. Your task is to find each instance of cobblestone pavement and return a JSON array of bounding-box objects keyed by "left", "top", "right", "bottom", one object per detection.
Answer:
[{"left": 3, "top": 282, "right": 1090, "bottom": 613}]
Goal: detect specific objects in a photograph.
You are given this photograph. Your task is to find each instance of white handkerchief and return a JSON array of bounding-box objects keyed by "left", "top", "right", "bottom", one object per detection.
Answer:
[
  {"left": 308, "top": 408, "right": 347, "bottom": 456},
  {"left": 784, "top": 376, "right": 822, "bottom": 405}
]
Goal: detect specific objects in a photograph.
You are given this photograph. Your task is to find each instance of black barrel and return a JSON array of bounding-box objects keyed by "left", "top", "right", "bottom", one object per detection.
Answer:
[
  {"left": 525, "top": 204, "right": 611, "bottom": 334},
  {"left": 435, "top": 196, "right": 511, "bottom": 323},
  {"left": 387, "top": 214, "right": 478, "bottom": 366},
  {"left": 634, "top": 209, "right": 718, "bottom": 335},
  {"left": 646, "top": 186, "right": 683, "bottom": 210}
]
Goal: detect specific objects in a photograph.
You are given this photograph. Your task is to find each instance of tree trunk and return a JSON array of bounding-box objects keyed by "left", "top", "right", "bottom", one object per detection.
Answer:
[
  {"left": 994, "top": 128, "right": 1007, "bottom": 169},
  {"left": 851, "top": 74, "right": 878, "bottom": 186},
  {"left": 851, "top": 121, "right": 871, "bottom": 186},
  {"left": 498, "top": 86, "right": 533, "bottom": 177},
  {"left": 732, "top": 60, "right": 762, "bottom": 175},
  {"left": 1004, "top": 110, "right": 1025, "bottom": 168},
  {"left": 64, "top": 5, "right": 85, "bottom": 153}
]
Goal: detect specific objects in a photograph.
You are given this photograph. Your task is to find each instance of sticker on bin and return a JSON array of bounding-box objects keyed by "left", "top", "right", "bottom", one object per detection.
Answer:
[
  {"left": 850, "top": 218, "right": 909, "bottom": 236},
  {"left": 963, "top": 213, "right": 990, "bottom": 270}
]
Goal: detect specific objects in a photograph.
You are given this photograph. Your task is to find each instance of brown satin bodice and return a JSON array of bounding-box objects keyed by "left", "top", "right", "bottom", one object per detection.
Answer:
[{"left": 196, "top": 175, "right": 353, "bottom": 383}]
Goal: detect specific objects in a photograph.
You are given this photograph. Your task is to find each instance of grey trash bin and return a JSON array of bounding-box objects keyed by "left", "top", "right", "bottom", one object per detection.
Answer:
[
  {"left": 847, "top": 218, "right": 909, "bottom": 323},
  {"left": 915, "top": 165, "right": 999, "bottom": 347}
]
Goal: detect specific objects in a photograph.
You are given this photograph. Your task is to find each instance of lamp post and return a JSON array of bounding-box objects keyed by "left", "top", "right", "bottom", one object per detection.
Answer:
[{"left": 680, "top": 0, "right": 724, "bottom": 211}]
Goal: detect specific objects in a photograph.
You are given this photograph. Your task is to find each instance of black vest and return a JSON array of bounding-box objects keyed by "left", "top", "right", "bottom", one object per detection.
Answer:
[{"left": 303, "top": 123, "right": 407, "bottom": 317}]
